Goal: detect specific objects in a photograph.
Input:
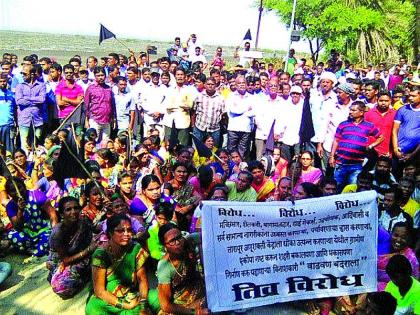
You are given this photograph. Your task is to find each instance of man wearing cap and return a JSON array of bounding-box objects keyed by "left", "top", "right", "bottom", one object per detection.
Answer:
[
  {"left": 76, "top": 66, "right": 92, "bottom": 93},
  {"left": 316, "top": 83, "right": 354, "bottom": 175},
  {"left": 189, "top": 47, "right": 207, "bottom": 70},
  {"left": 276, "top": 85, "right": 304, "bottom": 161},
  {"left": 310, "top": 71, "right": 338, "bottom": 165}
]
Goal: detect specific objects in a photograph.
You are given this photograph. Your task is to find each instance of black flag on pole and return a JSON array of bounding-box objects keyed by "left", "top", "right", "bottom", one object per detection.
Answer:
[
  {"left": 99, "top": 24, "right": 116, "bottom": 45},
  {"left": 168, "top": 120, "right": 178, "bottom": 153},
  {"left": 265, "top": 120, "right": 276, "bottom": 155},
  {"left": 243, "top": 29, "right": 252, "bottom": 41},
  {"left": 299, "top": 90, "right": 315, "bottom": 144}
]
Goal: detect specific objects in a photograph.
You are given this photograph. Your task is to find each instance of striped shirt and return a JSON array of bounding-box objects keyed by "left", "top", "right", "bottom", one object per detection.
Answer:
[
  {"left": 194, "top": 90, "right": 225, "bottom": 132},
  {"left": 335, "top": 119, "right": 381, "bottom": 165}
]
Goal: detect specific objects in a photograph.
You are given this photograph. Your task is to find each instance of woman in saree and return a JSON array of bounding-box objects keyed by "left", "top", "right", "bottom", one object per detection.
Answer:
[
  {"left": 192, "top": 135, "right": 216, "bottom": 166},
  {"left": 130, "top": 174, "right": 162, "bottom": 227},
  {"left": 113, "top": 172, "right": 136, "bottom": 207},
  {"left": 48, "top": 196, "right": 95, "bottom": 298},
  {"left": 293, "top": 151, "right": 323, "bottom": 190},
  {"left": 81, "top": 181, "right": 106, "bottom": 227},
  {"left": 168, "top": 162, "right": 201, "bottom": 231},
  {"left": 4, "top": 176, "right": 58, "bottom": 256},
  {"left": 248, "top": 161, "right": 275, "bottom": 202},
  {"left": 86, "top": 214, "right": 158, "bottom": 315},
  {"left": 157, "top": 223, "right": 208, "bottom": 315},
  {"left": 377, "top": 221, "right": 419, "bottom": 291}
]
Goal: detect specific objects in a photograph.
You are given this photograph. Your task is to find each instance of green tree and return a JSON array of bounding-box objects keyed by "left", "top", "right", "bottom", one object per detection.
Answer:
[{"left": 263, "top": 0, "right": 415, "bottom": 64}]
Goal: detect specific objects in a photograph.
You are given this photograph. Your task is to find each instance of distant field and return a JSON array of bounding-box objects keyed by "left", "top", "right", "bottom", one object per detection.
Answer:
[{"left": 0, "top": 30, "right": 286, "bottom": 66}]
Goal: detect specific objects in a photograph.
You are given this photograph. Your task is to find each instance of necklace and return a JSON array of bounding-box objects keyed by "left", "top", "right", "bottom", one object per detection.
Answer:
[{"left": 168, "top": 255, "right": 183, "bottom": 277}]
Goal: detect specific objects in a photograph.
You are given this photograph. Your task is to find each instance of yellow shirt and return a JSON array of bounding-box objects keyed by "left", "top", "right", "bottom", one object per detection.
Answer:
[{"left": 402, "top": 198, "right": 420, "bottom": 218}]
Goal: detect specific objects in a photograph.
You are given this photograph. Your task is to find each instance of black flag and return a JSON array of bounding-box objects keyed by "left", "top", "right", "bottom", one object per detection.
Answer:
[
  {"left": 53, "top": 131, "right": 88, "bottom": 189},
  {"left": 299, "top": 90, "right": 315, "bottom": 143},
  {"left": 243, "top": 29, "right": 252, "bottom": 41},
  {"left": 168, "top": 120, "right": 178, "bottom": 153},
  {"left": 265, "top": 120, "right": 276, "bottom": 155},
  {"left": 99, "top": 24, "right": 116, "bottom": 45},
  {"left": 192, "top": 134, "right": 212, "bottom": 159}
]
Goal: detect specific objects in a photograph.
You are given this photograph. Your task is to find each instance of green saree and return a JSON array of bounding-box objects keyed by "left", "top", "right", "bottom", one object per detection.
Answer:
[{"left": 85, "top": 243, "right": 156, "bottom": 315}]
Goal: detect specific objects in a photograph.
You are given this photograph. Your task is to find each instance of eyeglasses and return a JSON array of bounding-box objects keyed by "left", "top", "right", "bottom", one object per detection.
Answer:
[
  {"left": 166, "top": 234, "right": 183, "bottom": 246},
  {"left": 20, "top": 72, "right": 29, "bottom": 75},
  {"left": 114, "top": 228, "right": 133, "bottom": 234},
  {"left": 301, "top": 157, "right": 312, "bottom": 160},
  {"left": 64, "top": 71, "right": 74, "bottom": 75}
]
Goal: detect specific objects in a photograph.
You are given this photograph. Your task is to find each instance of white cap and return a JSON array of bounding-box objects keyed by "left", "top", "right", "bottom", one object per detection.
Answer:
[
  {"left": 319, "top": 71, "right": 338, "bottom": 86},
  {"left": 290, "top": 85, "right": 303, "bottom": 94}
]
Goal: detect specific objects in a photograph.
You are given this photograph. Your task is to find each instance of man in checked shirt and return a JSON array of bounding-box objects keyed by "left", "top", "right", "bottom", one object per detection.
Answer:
[{"left": 192, "top": 77, "right": 226, "bottom": 148}]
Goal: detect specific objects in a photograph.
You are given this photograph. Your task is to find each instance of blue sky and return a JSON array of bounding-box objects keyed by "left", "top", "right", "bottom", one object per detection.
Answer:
[{"left": 0, "top": 0, "right": 309, "bottom": 51}]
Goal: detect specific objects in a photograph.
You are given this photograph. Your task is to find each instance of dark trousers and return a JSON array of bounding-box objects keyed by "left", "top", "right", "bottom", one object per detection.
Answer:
[{"left": 227, "top": 131, "right": 251, "bottom": 158}]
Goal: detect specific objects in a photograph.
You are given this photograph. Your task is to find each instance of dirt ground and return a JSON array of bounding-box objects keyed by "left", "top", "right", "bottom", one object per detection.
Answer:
[{"left": 0, "top": 254, "right": 306, "bottom": 315}]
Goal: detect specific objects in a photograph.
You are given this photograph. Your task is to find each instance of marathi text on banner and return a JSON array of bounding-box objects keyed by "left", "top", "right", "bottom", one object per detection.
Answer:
[{"left": 201, "top": 191, "right": 378, "bottom": 312}]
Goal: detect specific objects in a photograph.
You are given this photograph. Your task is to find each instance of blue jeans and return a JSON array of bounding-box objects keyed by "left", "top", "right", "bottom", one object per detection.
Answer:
[
  {"left": 192, "top": 127, "right": 221, "bottom": 148},
  {"left": 19, "top": 125, "right": 43, "bottom": 153},
  {"left": 334, "top": 163, "right": 363, "bottom": 191},
  {"left": 0, "top": 125, "right": 13, "bottom": 154}
]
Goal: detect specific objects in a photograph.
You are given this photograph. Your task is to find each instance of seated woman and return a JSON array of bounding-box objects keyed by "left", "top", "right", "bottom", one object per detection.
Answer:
[
  {"left": 188, "top": 165, "right": 222, "bottom": 200},
  {"left": 13, "top": 149, "right": 34, "bottom": 177},
  {"left": 48, "top": 196, "right": 95, "bottom": 298},
  {"left": 147, "top": 197, "right": 176, "bottom": 261},
  {"left": 81, "top": 181, "right": 106, "bottom": 227},
  {"left": 168, "top": 162, "right": 201, "bottom": 231},
  {"left": 377, "top": 221, "right": 419, "bottom": 291},
  {"left": 293, "top": 151, "right": 323, "bottom": 189},
  {"left": 95, "top": 148, "right": 123, "bottom": 188},
  {"left": 270, "top": 147, "right": 288, "bottom": 184},
  {"left": 86, "top": 214, "right": 156, "bottom": 315},
  {"left": 157, "top": 223, "right": 207, "bottom": 315},
  {"left": 33, "top": 158, "right": 65, "bottom": 208},
  {"left": 210, "top": 149, "right": 234, "bottom": 179},
  {"left": 4, "top": 177, "right": 58, "bottom": 256},
  {"left": 192, "top": 135, "right": 216, "bottom": 166},
  {"left": 248, "top": 160, "right": 276, "bottom": 202},
  {"left": 113, "top": 172, "right": 136, "bottom": 206},
  {"left": 293, "top": 182, "right": 323, "bottom": 200},
  {"left": 130, "top": 174, "right": 162, "bottom": 227}
]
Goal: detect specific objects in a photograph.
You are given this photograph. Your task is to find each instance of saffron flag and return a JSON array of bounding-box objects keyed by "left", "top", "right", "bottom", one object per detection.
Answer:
[{"left": 99, "top": 24, "right": 116, "bottom": 45}]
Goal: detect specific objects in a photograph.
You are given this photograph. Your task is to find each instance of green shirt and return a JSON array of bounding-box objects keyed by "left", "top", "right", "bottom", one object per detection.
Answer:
[
  {"left": 226, "top": 181, "right": 257, "bottom": 202},
  {"left": 385, "top": 277, "right": 420, "bottom": 314}
]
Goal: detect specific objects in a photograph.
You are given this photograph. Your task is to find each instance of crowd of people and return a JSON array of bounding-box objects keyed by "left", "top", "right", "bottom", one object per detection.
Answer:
[{"left": 0, "top": 34, "right": 419, "bottom": 314}]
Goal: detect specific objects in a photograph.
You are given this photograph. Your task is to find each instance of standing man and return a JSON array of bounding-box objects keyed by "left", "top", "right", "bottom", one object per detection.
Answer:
[
  {"left": 392, "top": 86, "right": 420, "bottom": 164},
  {"left": 365, "top": 90, "right": 396, "bottom": 158},
  {"left": 364, "top": 81, "right": 380, "bottom": 109},
  {"left": 113, "top": 76, "right": 136, "bottom": 133},
  {"left": 329, "top": 101, "right": 384, "bottom": 190},
  {"left": 193, "top": 77, "right": 225, "bottom": 147},
  {"left": 0, "top": 73, "right": 15, "bottom": 153},
  {"left": 317, "top": 83, "right": 354, "bottom": 174},
  {"left": 15, "top": 64, "right": 46, "bottom": 152},
  {"left": 55, "top": 64, "right": 84, "bottom": 130},
  {"left": 226, "top": 75, "right": 254, "bottom": 158},
  {"left": 162, "top": 67, "right": 194, "bottom": 146},
  {"left": 85, "top": 66, "right": 114, "bottom": 143},
  {"left": 39, "top": 57, "right": 52, "bottom": 82}
]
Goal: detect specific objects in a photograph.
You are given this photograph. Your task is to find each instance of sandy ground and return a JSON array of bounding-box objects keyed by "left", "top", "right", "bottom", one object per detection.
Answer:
[{"left": 0, "top": 254, "right": 306, "bottom": 315}]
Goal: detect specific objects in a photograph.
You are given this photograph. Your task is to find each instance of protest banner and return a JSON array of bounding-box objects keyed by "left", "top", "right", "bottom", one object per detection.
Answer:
[{"left": 201, "top": 191, "right": 378, "bottom": 312}]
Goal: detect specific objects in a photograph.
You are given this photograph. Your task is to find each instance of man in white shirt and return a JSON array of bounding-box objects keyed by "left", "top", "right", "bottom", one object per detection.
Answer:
[
  {"left": 139, "top": 69, "right": 166, "bottom": 138},
  {"left": 226, "top": 75, "right": 255, "bottom": 158},
  {"left": 316, "top": 83, "right": 354, "bottom": 175},
  {"left": 276, "top": 85, "right": 304, "bottom": 161},
  {"left": 189, "top": 47, "right": 208, "bottom": 70},
  {"left": 254, "top": 79, "right": 282, "bottom": 159},
  {"left": 162, "top": 67, "right": 194, "bottom": 146},
  {"left": 113, "top": 76, "right": 136, "bottom": 133}
]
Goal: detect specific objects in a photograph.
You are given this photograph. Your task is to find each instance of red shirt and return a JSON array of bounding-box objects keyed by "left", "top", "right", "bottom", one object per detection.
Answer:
[{"left": 365, "top": 106, "right": 396, "bottom": 156}]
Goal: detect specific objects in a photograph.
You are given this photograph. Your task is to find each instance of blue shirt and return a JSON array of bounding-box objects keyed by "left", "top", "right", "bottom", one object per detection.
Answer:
[
  {"left": 0, "top": 88, "right": 15, "bottom": 126},
  {"left": 395, "top": 104, "right": 420, "bottom": 154}
]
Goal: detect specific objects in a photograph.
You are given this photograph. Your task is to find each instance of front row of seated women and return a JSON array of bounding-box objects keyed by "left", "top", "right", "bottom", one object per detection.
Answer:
[{"left": 45, "top": 186, "right": 208, "bottom": 314}]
